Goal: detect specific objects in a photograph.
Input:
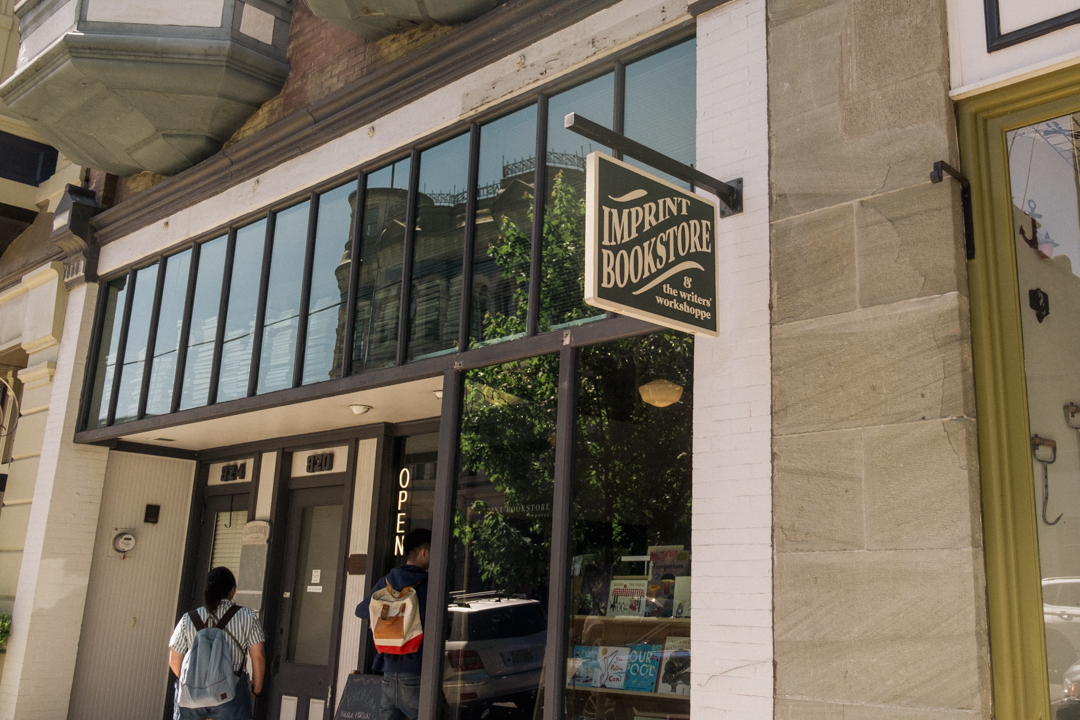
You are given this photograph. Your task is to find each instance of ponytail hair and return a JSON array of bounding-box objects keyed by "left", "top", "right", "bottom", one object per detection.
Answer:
[{"left": 204, "top": 566, "right": 236, "bottom": 617}]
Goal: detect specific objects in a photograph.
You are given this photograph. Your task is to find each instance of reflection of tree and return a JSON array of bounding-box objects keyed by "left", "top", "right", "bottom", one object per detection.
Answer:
[
  {"left": 481, "top": 170, "right": 592, "bottom": 341},
  {"left": 456, "top": 168, "right": 693, "bottom": 595},
  {"left": 456, "top": 354, "right": 558, "bottom": 598}
]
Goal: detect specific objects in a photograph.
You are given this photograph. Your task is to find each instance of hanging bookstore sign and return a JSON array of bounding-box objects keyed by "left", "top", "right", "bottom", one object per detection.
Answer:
[{"left": 583, "top": 152, "right": 720, "bottom": 337}]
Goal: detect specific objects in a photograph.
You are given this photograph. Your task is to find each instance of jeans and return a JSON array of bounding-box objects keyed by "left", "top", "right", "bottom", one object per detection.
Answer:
[
  {"left": 380, "top": 672, "right": 421, "bottom": 720},
  {"left": 175, "top": 673, "right": 252, "bottom": 720}
]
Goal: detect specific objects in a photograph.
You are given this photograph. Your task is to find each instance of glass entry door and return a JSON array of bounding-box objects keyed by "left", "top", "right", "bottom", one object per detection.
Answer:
[
  {"left": 268, "top": 484, "right": 346, "bottom": 720},
  {"left": 1007, "top": 113, "right": 1080, "bottom": 712}
]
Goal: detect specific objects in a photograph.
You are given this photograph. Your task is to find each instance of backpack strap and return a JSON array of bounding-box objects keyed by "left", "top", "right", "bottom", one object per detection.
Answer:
[
  {"left": 217, "top": 603, "right": 243, "bottom": 631},
  {"left": 188, "top": 609, "right": 206, "bottom": 632}
]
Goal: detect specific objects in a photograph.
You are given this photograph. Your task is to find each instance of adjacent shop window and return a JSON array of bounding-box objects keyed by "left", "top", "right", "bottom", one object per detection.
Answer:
[
  {"left": 566, "top": 331, "right": 693, "bottom": 716},
  {"left": 258, "top": 202, "right": 310, "bottom": 394},
  {"left": 441, "top": 356, "right": 559, "bottom": 718},
  {"left": 84, "top": 276, "right": 129, "bottom": 429},
  {"left": 471, "top": 105, "right": 536, "bottom": 346},
  {"left": 112, "top": 262, "right": 160, "bottom": 424},
  {"left": 543, "top": 73, "right": 612, "bottom": 331},
  {"left": 409, "top": 134, "right": 470, "bottom": 361},
  {"left": 180, "top": 235, "right": 228, "bottom": 411},
  {"left": 303, "top": 183, "right": 355, "bottom": 384},
  {"left": 144, "top": 249, "right": 192, "bottom": 416},
  {"left": 1007, "top": 114, "right": 1080, "bottom": 701},
  {"left": 218, "top": 220, "right": 268, "bottom": 402},
  {"left": 81, "top": 38, "right": 696, "bottom": 431},
  {"left": 354, "top": 158, "right": 409, "bottom": 372}
]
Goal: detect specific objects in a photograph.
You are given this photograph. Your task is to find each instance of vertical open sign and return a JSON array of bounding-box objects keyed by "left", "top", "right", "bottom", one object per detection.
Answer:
[{"left": 393, "top": 468, "right": 411, "bottom": 556}]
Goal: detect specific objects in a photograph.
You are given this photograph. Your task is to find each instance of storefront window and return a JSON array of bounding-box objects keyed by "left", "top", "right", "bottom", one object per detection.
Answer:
[
  {"left": 144, "top": 249, "right": 192, "bottom": 416},
  {"left": 85, "top": 276, "right": 129, "bottom": 429},
  {"left": 624, "top": 40, "right": 696, "bottom": 188},
  {"left": 218, "top": 219, "right": 268, "bottom": 402},
  {"left": 471, "top": 106, "right": 537, "bottom": 347},
  {"left": 81, "top": 39, "right": 698, "bottom": 432},
  {"left": 112, "top": 262, "right": 159, "bottom": 424},
  {"left": 441, "top": 355, "right": 559, "bottom": 719},
  {"left": 542, "top": 74, "right": 612, "bottom": 332},
  {"left": 1007, "top": 114, "right": 1080, "bottom": 706},
  {"left": 409, "top": 134, "right": 469, "bottom": 361},
  {"left": 566, "top": 331, "right": 693, "bottom": 718},
  {"left": 258, "top": 202, "right": 309, "bottom": 394},
  {"left": 179, "top": 235, "right": 227, "bottom": 410},
  {"left": 354, "top": 158, "right": 409, "bottom": 372},
  {"left": 303, "top": 183, "right": 355, "bottom": 384}
]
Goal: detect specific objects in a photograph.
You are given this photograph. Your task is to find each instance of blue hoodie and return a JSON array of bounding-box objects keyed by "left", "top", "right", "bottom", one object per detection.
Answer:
[{"left": 356, "top": 564, "right": 428, "bottom": 674}]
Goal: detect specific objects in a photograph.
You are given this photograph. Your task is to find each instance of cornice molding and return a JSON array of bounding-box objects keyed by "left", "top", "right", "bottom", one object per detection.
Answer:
[{"left": 89, "top": 0, "right": 624, "bottom": 246}]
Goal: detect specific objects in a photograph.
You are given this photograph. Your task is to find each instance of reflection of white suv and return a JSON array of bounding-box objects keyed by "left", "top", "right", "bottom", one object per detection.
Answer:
[
  {"left": 1043, "top": 578, "right": 1080, "bottom": 677},
  {"left": 443, "top": 597, "right": 547, "bottom": 710}
]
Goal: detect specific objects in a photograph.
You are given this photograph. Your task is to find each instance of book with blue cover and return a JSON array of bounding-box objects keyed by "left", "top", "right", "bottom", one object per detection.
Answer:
[
  {"left": 568, "top": 645, "right": 601, "bottom": 688},
  {"left": 624, "top": 643, "right": 662, "bottom": 692}
]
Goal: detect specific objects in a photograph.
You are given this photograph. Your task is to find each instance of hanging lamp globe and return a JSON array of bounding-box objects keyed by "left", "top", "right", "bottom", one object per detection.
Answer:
[{"left": 638, "top": 379, "right": 683, "bottom": 408}]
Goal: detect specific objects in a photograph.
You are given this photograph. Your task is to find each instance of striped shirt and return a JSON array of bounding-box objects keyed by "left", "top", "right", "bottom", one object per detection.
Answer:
[{"left": 169, "top": 600, "right": 265, "bottom": 673}]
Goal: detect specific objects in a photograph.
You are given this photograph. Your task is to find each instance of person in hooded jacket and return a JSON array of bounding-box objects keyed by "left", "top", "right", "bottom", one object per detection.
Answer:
[{"left": 357, "top": 528, "right": 431, "bottom": 720}]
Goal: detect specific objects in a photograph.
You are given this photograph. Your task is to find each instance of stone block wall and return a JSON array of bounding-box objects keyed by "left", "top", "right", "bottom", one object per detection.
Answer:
[{"left": 767, "top": 0, "right": 992, "bottom": 717}]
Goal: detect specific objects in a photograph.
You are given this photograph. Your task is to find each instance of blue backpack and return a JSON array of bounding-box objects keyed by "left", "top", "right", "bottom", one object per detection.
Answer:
[{"left": 178, "top": 604, "right": 243, "bottom": 708}]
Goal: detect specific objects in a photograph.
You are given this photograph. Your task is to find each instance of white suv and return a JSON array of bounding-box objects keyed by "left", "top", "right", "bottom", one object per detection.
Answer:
[
  {"left": 442, "top": 596, "right": 547, "bottom": 713},
  {"left": 1043, "top": 577, "right": 1080, "bottom": 679}
]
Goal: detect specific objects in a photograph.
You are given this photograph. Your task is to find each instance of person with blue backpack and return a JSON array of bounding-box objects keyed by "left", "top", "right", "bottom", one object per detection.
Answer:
[{"left": 169, "top": 567, "right": 266, "bottom": 720}]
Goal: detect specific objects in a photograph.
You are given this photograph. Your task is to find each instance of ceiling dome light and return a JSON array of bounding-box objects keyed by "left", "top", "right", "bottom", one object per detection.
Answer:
[
  {"left": 349, "top": 404, "right": 372, "bottom": 415},
  {"left": 638, "top": 379, "right": 683, "bottom": 408}
]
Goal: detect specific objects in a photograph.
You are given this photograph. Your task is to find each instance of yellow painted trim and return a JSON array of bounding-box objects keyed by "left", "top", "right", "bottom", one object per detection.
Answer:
[{"left": 960, "top": 62, "right": 1080, "bottom": 720}]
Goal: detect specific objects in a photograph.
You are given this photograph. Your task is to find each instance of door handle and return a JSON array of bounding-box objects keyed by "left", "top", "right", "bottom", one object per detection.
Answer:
[{"left": 270, "top": 655, "right": 280, "bottom": 676}]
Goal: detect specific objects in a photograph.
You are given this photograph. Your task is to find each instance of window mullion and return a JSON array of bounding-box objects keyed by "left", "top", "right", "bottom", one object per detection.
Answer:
[
  {"left": 396, "top": 149, "right": 422, "bottom": 366},
  {"left": 137, "top": 255, "right": 168, "bottom": 420},
  {"left": 208, "top": 228, "right": 237, "bottom": 405},
  {"left": 457, "top": 122, "right": 481, "bottom": 353},
  {"left": 171, "top": 241, "right": 201, "bottom": 414},
  {"left": 341, "top": 172, "right": 365, "bottom": 376},
  {"left": 248, "top": 211, "right": 277, "bottom": 397},
  {"left": 545, "top": 340, "right": 578, "bottom": 720},
  {"left": 528, "top": 95, "right": 548, "bottom": 338},
  {"left": 293, "top": 192, "right": 320, "bottom": 388},
  {"left": 419, "top": 368, "right": 464, "bottom": 720}
]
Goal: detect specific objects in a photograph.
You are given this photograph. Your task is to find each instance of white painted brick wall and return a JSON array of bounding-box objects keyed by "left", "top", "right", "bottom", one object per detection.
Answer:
[
  {"left": 693, "top": 0, "right": 772, "bottom": 718},
  {"left": 0, "top": 283, "right": 111, "bottom": 720}
]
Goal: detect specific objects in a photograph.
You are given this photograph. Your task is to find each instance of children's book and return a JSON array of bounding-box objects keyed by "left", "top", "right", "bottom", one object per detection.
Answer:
[
  {"left": 608, "top": 578, "right": 648, "bottom": 617},
  {"left": 645, "top": 547, "right": 689, "bottom": 618},
  {"left": 648, "top": 546, "right": 690, "bottom": 581},
  {"left": 656, "top": 636, "right": 691, "bottom": 696},
  {"left": 578, "top": 563, "right": 612, "bottom": 616},
  {"left": 672, "top": 576, "right": 691, "bottom": 618},
  {"left": 567, "top": 645, "right": 601, "bottom": 688},
  {"left": 624, "top": 643, "right": 662, "bottom": 692},
  {"left": 597, "top": 646, "right": 630, "bottom": 690}
]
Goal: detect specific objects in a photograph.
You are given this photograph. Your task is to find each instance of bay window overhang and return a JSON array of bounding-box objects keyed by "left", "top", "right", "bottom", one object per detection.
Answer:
[{"left": 0, "top": 0, "right": 291, "bottom": 176}]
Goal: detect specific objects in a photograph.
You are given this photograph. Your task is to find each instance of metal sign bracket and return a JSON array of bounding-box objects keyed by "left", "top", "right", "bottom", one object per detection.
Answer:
[{"left": 564, "top": 113, "right": 743, "bottom": 217}]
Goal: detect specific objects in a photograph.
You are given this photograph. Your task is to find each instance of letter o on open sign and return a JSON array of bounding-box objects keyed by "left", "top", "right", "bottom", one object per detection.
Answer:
[{"left": 399, "top": 468, "right": 411, "bottom": 488}]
